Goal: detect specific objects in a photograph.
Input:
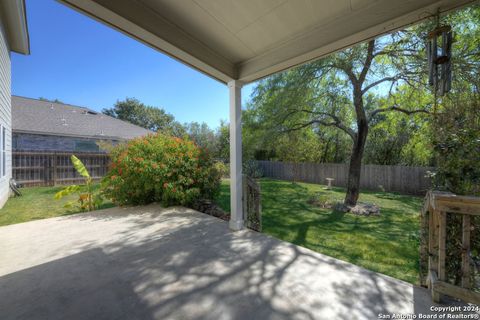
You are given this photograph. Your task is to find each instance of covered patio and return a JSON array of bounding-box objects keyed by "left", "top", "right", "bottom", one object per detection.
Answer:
[
  {"left": 0, "top": 205, "right": 463, "bottom": 319},
  {"left": 58, "top": 0, "right": 475, "bottom": 231},
  {"left": 2, "top": 1, "right": 477, "bottom": 318}
]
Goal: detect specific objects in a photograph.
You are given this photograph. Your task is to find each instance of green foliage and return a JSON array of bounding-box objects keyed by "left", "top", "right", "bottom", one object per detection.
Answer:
[
  {"left": 432, "top": 97, "right": 480, "bottom": 196},
  {"left": 103, "top": 98, "right": 231, "bottom": 162},
  {"left": 213, "top": 161, "right": 229, "bottom": 178},
  {"left": 215, "top": 120, "right": 230, "bottom": 161},
  {"left": 102, "top": 97, "right": 185, "bottom": 136},
  {"left": 39, "top": 97, "right": 64, "bottom": 103},
  {"left": 72, "top": 155, "right": 89, "bottom": 178},
  {"left": 54, "top": 155, "right": 103, "bottom": 211},
  {"left": 242, "top": 4, "right": 480, "bottom": 169},
  {"left": 184, "top": 121, "right": 217, "bottom": 154},
  {"left": 102, "top": 133, "right": 221, "bottom": 206},
  {"left": 364, "top": 94, "right": 433, "bottom": 166},
  {"left": 185, "top": 120, "right": 231, "bottom": 162}
]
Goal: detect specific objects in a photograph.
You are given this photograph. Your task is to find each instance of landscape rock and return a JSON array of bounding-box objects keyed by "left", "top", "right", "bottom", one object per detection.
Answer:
[{"left": 333, "top": 202, "right": 351, "bottom": 213}]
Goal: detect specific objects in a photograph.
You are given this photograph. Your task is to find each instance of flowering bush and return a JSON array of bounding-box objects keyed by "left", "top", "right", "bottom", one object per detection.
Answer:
[{"left": 102, "top": 133, "right": 221, "bottom": 206}]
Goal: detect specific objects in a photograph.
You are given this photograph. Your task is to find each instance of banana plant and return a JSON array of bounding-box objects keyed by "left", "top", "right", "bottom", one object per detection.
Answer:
[{"left": 54, "top": 155, "right": 103, "bottom": 211}]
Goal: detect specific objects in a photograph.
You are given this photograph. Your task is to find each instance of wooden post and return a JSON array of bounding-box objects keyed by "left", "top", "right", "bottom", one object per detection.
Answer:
[
  {"left": 52, "top": 153, "right": 57, "bottom": 186},
  {"left": 429, "top": 207, "right": 440, "bottom": 301},
  {"left": 242, "top": 174, "right": 247, "bottom": 221},
  {"left": 438, "top": 211, "right": 447, "bottom": 281},
  {"left": 461, "top": 214, "right": 471, "bottom": 289},
  {"left": 433, "top": 210, "right": 447, "bottom": 303},
  {"left": 43, "top": 156, "right": 48, "bottom": 186},
  {"left": 428, "top": 209, "right": 437, "bottom": 276}
]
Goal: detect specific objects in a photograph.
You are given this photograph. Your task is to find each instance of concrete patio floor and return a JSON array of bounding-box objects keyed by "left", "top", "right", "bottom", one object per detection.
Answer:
[{"left": 0, "top": 205, "right": 472, "bottom": 320}]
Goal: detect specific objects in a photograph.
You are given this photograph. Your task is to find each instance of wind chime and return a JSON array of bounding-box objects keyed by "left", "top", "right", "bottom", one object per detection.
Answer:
[{"left": 426, "top": 17, "right": 453, "bottom": 96}]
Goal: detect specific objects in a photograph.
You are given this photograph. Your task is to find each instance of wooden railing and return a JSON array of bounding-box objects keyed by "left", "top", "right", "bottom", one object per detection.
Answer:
[
  {"left": 243, "top": 175, "right": 262, "bottom": 232},
  {"left": 422, "top": 191, "right": 480, "bottom": 304},
  {"left": 13, "top": 151, "right": 110, "bottom": 187}
]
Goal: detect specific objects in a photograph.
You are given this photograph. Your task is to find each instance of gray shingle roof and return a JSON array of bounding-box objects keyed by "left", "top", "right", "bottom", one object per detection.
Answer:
[{"left": 12, "top": 96, "right": 152, "bottom": 140}]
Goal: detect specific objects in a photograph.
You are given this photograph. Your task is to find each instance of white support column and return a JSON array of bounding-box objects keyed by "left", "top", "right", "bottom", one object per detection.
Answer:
[{"left": 228, "top": 80, "right": 243, "bottom": 231}]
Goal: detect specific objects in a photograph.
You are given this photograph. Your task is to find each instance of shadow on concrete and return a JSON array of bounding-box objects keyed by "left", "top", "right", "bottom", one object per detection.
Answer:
[{"left": 0, "top": 205, "right": 472, "bottom": 320}]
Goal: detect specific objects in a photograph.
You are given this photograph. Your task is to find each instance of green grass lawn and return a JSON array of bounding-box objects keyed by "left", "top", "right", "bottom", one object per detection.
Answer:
[
  {"left": 0, "top": 184, "right": 114, "bottom": 226},
  {"left": 216, "top": 178, "right": 422, "bottom": 284}
]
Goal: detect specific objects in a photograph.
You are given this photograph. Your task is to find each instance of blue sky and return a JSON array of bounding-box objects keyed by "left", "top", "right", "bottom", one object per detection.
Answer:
[{"left": 12, "top": 0, "right": 255, "bottom": 129}]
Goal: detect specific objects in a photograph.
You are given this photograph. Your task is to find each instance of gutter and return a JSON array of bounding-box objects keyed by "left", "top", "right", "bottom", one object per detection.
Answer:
[
  {"left": 12, "top": 129, "right": 128, "bottom": 141},
  {"left": 0, "top": 0, "right": 30, "bottom": 55}
]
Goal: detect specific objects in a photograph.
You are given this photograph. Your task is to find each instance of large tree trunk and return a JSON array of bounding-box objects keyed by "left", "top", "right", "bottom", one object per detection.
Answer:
[
  {"left": 344, "top": 121, "right": 368, "bottom": 206},
  {"left": 344, "top": 85, "right": 369, "bottom": 206}
]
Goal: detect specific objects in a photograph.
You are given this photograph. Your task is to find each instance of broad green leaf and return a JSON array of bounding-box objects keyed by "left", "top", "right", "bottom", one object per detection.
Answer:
[
  {"left": 71, "top": 155, "right": 90, "bottom": 178},
  {"left": 63, "top": 201, "right": 75, "bottom": 208},
  {"left": 54, "top": 185, "right": 80, "bottom": 199}
]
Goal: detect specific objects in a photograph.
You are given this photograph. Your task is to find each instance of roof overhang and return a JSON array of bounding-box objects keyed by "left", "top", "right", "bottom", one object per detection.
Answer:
[
  {"left": 58, "top": 0, "right": 476, "bottom": 84},
  {"left": 0, "top": 0, "right": 30, "bottom": 55}
]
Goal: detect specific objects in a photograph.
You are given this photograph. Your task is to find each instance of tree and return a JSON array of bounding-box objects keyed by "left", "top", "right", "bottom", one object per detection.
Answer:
[
  {"left": 249, "top": 34, "right": 432, "bottom": 206},
  {"left": 103, "top": 98, "right": 185, "bottom": 136},
  {"left": 184, "top": 122, "right": 217, "bottom": 154},
  {"left": 364, "top": 87, "right": 434, "bottom": 166},
  {"left": 215, "top": 120, "right": 230, "bottom": 161},
  {"left": 433, "top": 95, "right": 480, "bottom": 196},
  {"left": 247, "top": 4, "right": 480, "bottom": 206},
  {"left": 39, "top": 97, "right": 64, "bottom": 103}
]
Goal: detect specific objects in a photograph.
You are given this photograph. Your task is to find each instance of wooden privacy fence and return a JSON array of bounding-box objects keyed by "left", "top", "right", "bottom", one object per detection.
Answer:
[
  {"left": 13, "top": 151, "right": 110, "bottom": 187},
  {"left": 256, "top": 160, "right": 433, "bottom": 194},
  {"left": 421, "top": 191, "right": 480, "bottom": 304}
]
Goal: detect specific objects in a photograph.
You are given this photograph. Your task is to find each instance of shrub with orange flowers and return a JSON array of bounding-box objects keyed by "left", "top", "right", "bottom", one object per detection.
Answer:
[{"left": 101, "top": 133, "right": 221, "bottom": 206}]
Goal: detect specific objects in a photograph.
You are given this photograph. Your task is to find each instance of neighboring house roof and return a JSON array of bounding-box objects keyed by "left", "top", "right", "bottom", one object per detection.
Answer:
[
  {"left": 0, "top": 0, "right": 30, "bottom": 54},
  {"left": 12, "top": 96, "right": 152, "bottom": 140}
]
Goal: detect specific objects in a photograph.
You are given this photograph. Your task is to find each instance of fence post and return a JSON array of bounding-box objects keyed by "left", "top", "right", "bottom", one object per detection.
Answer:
[
  {"left": 43, "top": 156, "right": 48, "bottom": 186},
  {"left": 12, "top": 151, "right": 110, "bottom": 187},
  {"left": 52, "top": 153, "right": 57, "bottom": 186}
]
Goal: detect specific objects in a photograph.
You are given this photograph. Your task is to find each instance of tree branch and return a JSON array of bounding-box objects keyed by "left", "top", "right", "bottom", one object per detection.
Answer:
[
  {"left": 281, "top": 115, "right": 356, "bottom": 140},
  {"left": 369, "top": 105, "right": 430, "bottom": 121},
  {"left": 359, "top": 40, "right": 376, "bottom": 85},
  {"left": 283, "top": 108, "right": 356, "bottom": 138},
  {"left": 362, "top": 76, "right": 397, "bottom": 94}
]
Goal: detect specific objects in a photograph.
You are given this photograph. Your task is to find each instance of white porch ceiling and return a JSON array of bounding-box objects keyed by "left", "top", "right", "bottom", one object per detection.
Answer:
[{"left": 58, "top": 0, "right": 475, "bottom": 83}]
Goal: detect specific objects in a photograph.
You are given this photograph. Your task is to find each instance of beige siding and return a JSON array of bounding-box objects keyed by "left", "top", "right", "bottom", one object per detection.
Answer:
[{"left": 0, "top": 17, "right": 12, "bottom": 208}]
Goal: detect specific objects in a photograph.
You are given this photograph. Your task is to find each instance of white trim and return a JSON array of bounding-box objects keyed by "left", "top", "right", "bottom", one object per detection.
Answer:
[{"left": 0, "top": 0, "right": 30, "bottom": 55}]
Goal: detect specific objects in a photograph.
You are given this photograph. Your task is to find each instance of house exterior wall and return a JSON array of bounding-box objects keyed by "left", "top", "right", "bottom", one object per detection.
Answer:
[
  {"left": 13, "top": 132, "right": 118, "bottom": 153},
  {"left": 0, "top": 17, "right": 12, "bottom": 208}
]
